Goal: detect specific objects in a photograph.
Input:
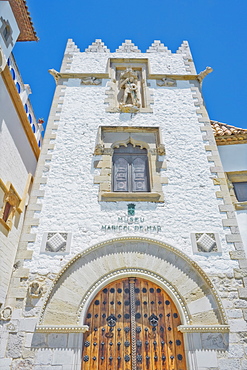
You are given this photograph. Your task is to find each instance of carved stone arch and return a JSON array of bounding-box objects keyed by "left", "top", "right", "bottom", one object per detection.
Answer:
[
  {"left": 39, "top": 237, "right": 228, "bottom": 330},
  {"left": 77, "top": 268, "right": 190, "bottom": 326}
]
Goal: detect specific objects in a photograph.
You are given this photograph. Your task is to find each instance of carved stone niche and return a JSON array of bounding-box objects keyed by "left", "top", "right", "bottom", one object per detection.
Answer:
[{"left": 105, "top": 58, "right": 153, "bottom": 113}]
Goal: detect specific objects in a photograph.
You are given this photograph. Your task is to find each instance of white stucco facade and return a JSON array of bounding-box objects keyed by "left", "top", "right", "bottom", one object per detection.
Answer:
[{"left": 1, "top": 39, "right": 247, "bottom": 370}]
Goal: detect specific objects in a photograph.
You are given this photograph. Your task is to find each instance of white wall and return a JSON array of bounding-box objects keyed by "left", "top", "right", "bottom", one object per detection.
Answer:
[
  {"left": 218, "top": 144, "right": 247, "bottom": 172},
  {"left": 0, "top": 1, "right": 19, "bottom": 71},
  {"left": 0, "top": 74, "right": 37, "bottom": 304}
]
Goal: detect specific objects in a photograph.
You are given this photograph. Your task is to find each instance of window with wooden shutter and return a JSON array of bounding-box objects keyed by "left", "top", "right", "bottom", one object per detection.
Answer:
[{"left": 113, "top": 144, "right": 149, "bottom": 192}]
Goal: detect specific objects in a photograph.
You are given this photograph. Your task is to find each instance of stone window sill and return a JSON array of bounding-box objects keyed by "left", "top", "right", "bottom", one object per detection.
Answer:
[{"left": 101, "top": 192, "right": 163, "bottom": 202}]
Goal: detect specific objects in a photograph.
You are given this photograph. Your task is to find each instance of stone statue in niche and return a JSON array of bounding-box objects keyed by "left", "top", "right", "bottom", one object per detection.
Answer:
[{"left": 119, "top": 68, "right": 140, "bottom": 112}]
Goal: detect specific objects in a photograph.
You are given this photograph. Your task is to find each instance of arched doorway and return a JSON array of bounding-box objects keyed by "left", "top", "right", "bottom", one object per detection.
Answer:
[{"left": 81, "top": 277, "right": 186, "bottom": 370}]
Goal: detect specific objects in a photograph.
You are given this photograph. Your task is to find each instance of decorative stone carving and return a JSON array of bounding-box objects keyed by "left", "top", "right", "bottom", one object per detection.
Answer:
[
  {"left": 94, "top": 143, "right": 104, "bottom": 155},
  {"left": 46, "top": 232, "right": 67, "bottom": 252},
  {"left": 81, "top": 77, "right": 102, "bottom": 85},
  {"left": 156, "top": 77, "right": 176, "bottom": 87},
  {"left": 201, "top": 333, "right": 228, "bottom": 350},
  {"left": 0, "top": 306, "right": 12, "bottom": 321},
  {"left": 41, "top": 232, "right": 72, "bottom": 253},
  {"left": 157, "top": 144, "right": 166, "bottom": 156},
  {"left": 178, "top": 325, "right": 229, "bottom": 333},
  {"left": 85, "top": 39, "right": 109, "bottom": 53},
  {"left": 116, "top": 40, "right": 140, "bottom": 53},
  {"left": 119, "top": 68, "right": 140, "bottom": 112},
  {"left": 36, "top": 325, "right": 89, "bottom": 333},
  {"left": 48, "top": 69, "right": 61, "bottom": 83},
  {"left": 197, "top": 233, "right": 216, "bottom": 252},
  {"left": 28, "top": 281, "right": 43, "bottom": 298},
  {"left": 191, "top": 233, "right": 221, "bottom": 253},
  {"left": 6, "top": 322, "right": 17, "bottom": 332}
]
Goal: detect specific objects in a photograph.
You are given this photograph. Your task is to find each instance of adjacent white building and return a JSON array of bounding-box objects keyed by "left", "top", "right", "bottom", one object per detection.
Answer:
[
  {"left": 0, "top": 37, "right": 247, "bottom": 369},
  {"left": 0, "top": 1, "right": 42, "bottom": 316}
]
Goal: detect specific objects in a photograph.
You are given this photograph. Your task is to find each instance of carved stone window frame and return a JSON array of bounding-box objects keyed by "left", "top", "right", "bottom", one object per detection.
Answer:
[
  {"left": 105, "top": 58, "right": 153, "bottom": 113},
  {"left": 0, "top": 179, "right": 22, "bottom": 231},
  {"left": 227, "top": 171, "right": 247, "bottom": 210},
  {"left": 94, "top": 126, "right": 167, "bottom": 202}
]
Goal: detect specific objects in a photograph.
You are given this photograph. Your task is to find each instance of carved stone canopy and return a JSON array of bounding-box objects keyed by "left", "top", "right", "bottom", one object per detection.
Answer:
[{"left": 120, "top": 68, "right": 138, "bottom": 81}]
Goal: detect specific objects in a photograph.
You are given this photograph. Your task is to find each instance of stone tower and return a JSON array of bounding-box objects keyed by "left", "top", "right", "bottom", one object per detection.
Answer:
[{"left": 1, "top": 39, "right": 247, "bottom": 369}]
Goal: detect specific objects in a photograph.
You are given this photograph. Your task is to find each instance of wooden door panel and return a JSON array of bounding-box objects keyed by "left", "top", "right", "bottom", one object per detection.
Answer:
[{"left": 82, "top": 278, "right": 186, "bottom": 370}]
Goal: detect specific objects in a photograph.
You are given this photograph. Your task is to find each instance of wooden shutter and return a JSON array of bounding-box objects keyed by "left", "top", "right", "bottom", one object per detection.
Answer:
[
  {"left": 132, "top": 157, "right": 147, "bottom": 192},
  {"left": 114, "top": 157, "right": 129, "bottom": 192}
]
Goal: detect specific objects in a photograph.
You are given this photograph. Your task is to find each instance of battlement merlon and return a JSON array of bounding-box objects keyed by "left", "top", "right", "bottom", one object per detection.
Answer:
[{"left": 58, "top": 39, "right": 203, "bottom": 76}]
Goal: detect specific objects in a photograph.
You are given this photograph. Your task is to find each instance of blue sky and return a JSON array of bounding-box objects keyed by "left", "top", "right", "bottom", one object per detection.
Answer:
[{"left": 14, "top": 0, "right": 247, "bottom": 129}]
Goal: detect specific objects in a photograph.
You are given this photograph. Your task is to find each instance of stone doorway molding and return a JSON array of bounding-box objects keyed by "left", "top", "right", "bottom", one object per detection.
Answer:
[
  {"left": 36, "top": 237, "right": 229, "bottom": 370},
  {"left": 37, "top": 237, "right": 228, "bottom": 330}
]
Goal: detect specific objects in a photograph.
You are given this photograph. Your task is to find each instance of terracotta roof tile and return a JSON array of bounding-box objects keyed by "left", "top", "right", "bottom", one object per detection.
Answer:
[
  {"left": 8, "top": 0, "right": 38, "bottom": 41},
  {"left": 211, "top": 120, "right": 247, "bottom": 145}
]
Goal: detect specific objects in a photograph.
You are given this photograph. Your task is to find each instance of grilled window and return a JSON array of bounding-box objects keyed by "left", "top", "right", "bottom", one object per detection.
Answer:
[{"left": 113, "top": 144, "right": 149, "bottom": 192}]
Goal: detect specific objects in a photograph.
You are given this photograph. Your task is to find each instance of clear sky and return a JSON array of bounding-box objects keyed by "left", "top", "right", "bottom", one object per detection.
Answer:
[{"left": 14, "top": 0, "right": 247, "bottom": 129}]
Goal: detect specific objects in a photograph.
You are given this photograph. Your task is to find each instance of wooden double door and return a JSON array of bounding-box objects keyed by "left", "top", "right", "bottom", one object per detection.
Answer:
[{"left": 82, "top": 278, "right": 186, "bottom": 370}]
